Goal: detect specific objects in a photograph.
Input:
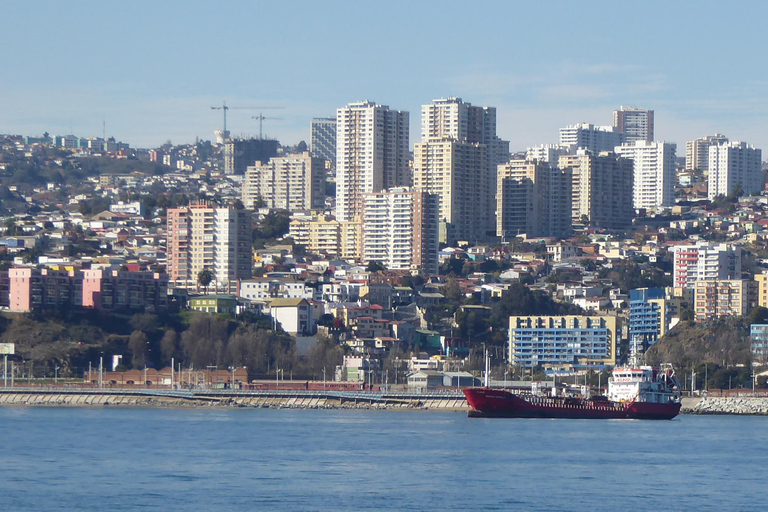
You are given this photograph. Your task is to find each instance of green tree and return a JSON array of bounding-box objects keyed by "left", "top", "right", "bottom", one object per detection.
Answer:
[
  {"left": 197, "top": 268, "right": 213, "bottom": 293},
  {"left": 366, "top": 260, "right": 387, "bottom": 273}
]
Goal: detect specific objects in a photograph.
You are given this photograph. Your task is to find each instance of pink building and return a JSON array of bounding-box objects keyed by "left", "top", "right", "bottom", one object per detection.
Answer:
[
  {"left": 9, "top": 267, "right": 82, "bottom": 312},
  {"left": 8, "top": 267, "right": 167, "bottom": 313},
  {"left": 82, "top": 269, "right": 168, "bottom": 311}
]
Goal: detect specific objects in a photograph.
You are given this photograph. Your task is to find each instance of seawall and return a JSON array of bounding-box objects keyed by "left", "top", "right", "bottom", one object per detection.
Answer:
[
  {"left": 0, "top": 389, "right": 470, "bottom": 411},
  {"left": 681, "top": 396, "right": 768, "bottom": 415}
]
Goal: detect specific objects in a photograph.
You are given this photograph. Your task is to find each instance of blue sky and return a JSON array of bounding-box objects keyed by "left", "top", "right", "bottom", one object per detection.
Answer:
[{"left": 2, "top": 1, "right": 767, "bottom": 153}]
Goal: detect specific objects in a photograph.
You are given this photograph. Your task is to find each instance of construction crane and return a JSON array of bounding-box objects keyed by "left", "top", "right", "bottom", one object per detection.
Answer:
[
  {"left": 252, "top": 111, "right": 284, "bottom": 140},
  {"left": 210, "top": 101, "right": 283, "bottom": 141}
]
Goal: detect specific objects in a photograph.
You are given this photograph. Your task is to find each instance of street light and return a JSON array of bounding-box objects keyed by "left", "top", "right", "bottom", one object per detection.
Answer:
[{"left": 54, "top": 365, "right": 60, "bottom": 387}]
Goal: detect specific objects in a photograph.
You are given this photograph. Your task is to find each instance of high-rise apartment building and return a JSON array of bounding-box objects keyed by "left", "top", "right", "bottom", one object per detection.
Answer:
[
  {"left": 166, "top": 202, "right": 253, "bottom": 293},
  {"left": 224, "top": 138, "right": 279, "bottom": 174},
  {"left": 526, "top": 144, "right": 570, "bottom": 163},
  {"left": 707, "top": 141, "right": 762, "bottom": 200},
  {"left": 671, "top": 242, "right": 742, "bottom": 289},
  {"left": 693, "top": 279, "right": 757, "bottom": 322},
  {"left": 496, "top": 159, "right": 572, "bottom": 239},
  {"left": 420, "top": 97, "right": 509, "bottom": 167},
  {"left": 242, "top": 152, "right": 326, "bottom": 211},
  {"left": 615, "top": 141, "right": 676, "bottom": 210},
  {"left": 412, "top": 139, "right": 489, "bottom": 243},
  {"left": 310, "top": 118, "right": 337, "bottom": 164},
  {"left": 558, "top": 150, "right": 634, "bottom": 229},
  {"left": 559, "top": 123, "right": 622, "bottom": 153},
  {"left": 335, "top": 101, "right": 409, "bottom": 222},
  {"left": 360, "top": 187, "right": 439, "bottom": 275},
  {"left": 417, "top": 98, "right": 509, "bottom": 243},
  {"left": 685, "top": 134, "right": 728, "bottom": 172},
  {"left": 613, "top": 106, "right": 654, "bottom": 144}
]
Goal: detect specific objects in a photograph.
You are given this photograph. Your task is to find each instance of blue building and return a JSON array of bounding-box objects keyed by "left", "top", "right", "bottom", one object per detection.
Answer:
[
  {"left": 750, "top": 324, "right": 768, "bottom": 363},
  {"left": 629, "top": 288, "right": 665, "bottom": 355},
  {"left": 629, "top": 287, "right": 689, "bottom": 360}
]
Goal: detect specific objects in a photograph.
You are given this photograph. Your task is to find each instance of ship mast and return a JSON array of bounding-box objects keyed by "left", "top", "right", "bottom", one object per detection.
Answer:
[{"left": 484, "top": 349, "right": 490, "bottom": 388}]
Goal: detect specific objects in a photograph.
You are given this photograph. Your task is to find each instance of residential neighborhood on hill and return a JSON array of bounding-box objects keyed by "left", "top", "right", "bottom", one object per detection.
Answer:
[{"left": 2, "top": 100, "right": 768, "bottom": 391}]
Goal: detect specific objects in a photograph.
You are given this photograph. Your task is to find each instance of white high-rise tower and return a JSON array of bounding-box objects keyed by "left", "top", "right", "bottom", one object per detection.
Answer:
[
  {"left": 707, "top": 141, "right": 762, "bottom": 200},
  {"left": 335, "top": 101, "right": 409, "bottom": 222}
]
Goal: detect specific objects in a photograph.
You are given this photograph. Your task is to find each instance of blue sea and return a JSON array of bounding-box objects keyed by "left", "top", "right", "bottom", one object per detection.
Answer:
[{"left": 0, "top": 407, "right": 764, "bottom": 511}]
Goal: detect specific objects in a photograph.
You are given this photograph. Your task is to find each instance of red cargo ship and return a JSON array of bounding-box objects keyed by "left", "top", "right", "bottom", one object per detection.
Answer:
[{"left": 464, "top": 365, "right": 681, "bottom": 420}]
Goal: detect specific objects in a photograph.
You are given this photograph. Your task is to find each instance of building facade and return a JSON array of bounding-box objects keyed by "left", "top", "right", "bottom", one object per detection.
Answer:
[
  {"left": 750, "top": 324, "right": 768, "bottom": 364},
  {"left": 412, "top": 139, "right": 490, "bottom": 243},
  {"left": 559, "top": 123, "right": 622, "bottom": 153},
  {"left": 628, "top": 288, "right": 687, "bottom": 356},
  {"left": 693, "top": 279, "right": 757, "bottom": 322},
  {"left": 685, "top": 134, "right": 728, "bottom": 172},
  {"left": 420, "top": 97, "right": 509, "bottom": 170},
  {"left": 613, "top": 106, "right": 654, "bottom": 144},
  {"left": 558, "top": 150, "right": 634, "bottom": 229},
  {"left": 707, "top": 141, "right": 763, "bottom": 200},
  {"left": 508, "top": 315, "right": 617, "bottom": 370},
  {"left": 615, "top": 141, "right": 676, "bottom": 210},
  {"left": 242, "top": 152, "right": 326, "bottom": 211},
  {"left": 82, "top": 269, "right": 168, "bottom": 311},
  {"left": 288, "top": 215, "right": 361, "bottom": 261},
  {"left": 9, "top": 267, "right": 167, "bottom": 313},
  {"left": 223, "top": 138, "right": 279, "bottom": 175},
  {"left": 496, "top": 159, "right": 572, "bottom": 239},
  {"left": 360, "top": 187, "right": 439, "bottom": 275},
  {"left": 335, "top": 101, "right": 409, "bottom": 222},
  {"left": 671, "top": 242, "right": 742, "bottom": 289},
  {"left": 166, "top": 202, "right": 252, "bottom": 293},
  {"left": 310, "top": 117, "right": 337, "bottom": 164}
]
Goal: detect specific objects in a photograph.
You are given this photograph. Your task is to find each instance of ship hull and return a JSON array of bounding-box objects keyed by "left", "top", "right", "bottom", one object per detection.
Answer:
[{"left": 463, "top": 388, "right": 681, "bottom": 420}]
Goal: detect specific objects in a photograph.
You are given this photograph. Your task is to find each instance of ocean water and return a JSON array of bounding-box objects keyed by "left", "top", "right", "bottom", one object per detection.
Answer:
[{"left": 0, "top": 407, "right": 765, "bottom": 511}]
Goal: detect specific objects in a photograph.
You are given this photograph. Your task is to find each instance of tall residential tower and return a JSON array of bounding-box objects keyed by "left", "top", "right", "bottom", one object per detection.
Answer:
[{"left": 335, "top": 101, "right": 410, "bottom": 222}]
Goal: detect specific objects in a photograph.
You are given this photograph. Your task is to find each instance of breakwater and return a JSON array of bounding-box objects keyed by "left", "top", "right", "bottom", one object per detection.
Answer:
[
  {"left": 4, "top": 389, "right": 768, "bottom": 415},
  {"left": 681, "top": 396, "right": 768, "bottom": 415},
  {"left": 0, "top": 388, "right": 469, "bottom": 411}
]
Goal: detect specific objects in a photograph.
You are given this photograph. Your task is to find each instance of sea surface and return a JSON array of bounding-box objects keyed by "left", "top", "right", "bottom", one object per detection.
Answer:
[{"left": 0, "top": 407, "right": 765, "bottom": 511}]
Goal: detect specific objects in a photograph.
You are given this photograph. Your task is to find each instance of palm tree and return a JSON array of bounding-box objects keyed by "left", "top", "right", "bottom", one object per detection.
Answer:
[{"left": 197, "top": 268, "right": 213, "bottom": 294}]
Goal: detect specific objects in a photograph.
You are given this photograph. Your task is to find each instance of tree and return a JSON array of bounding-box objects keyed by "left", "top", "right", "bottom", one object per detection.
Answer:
[
  {"left": 366, "top": 260, "right": 387, "bottom": 273},
  {"left": 160, "top": 329, "right": 179, "bottom": 363},
  {"left": 129, "top": 330, "right": 149, "bottom": 368},
  {"left": 197, "top": 268, "right": 213, "bottom": 293}
]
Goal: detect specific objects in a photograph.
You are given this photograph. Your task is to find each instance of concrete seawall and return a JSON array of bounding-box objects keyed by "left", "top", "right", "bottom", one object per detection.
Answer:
[{"left": 0, "top": 389, "right": 470, "bottom": 411}]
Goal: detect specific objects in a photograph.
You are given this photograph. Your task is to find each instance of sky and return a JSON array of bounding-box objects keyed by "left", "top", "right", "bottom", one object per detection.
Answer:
[{"left": 2, "top": 0, "right": 768, "bottom": 153}]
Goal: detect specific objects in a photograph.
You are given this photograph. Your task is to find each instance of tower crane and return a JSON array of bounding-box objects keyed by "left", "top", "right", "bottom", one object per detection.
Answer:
[
  {"left": 252, "top": 111, "right": 284, "bottom": 140},
  {"left": 210, "top": 101, "right": 284, "bottom": 141}
]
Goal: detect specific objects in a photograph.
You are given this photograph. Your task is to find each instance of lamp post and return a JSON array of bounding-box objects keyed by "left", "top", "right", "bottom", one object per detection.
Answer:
[{"left": 54, "top": 366, "right": 60, "bottom": 387}]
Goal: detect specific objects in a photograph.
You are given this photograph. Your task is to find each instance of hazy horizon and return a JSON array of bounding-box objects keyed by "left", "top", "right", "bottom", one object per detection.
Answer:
[{"left": 2, "top": 1, "right": 767, "bottom": 153}]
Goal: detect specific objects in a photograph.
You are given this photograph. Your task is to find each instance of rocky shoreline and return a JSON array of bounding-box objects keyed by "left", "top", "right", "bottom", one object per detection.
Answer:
[{"left": 681, "top": 397, "right": 768, "bottom": 415}]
